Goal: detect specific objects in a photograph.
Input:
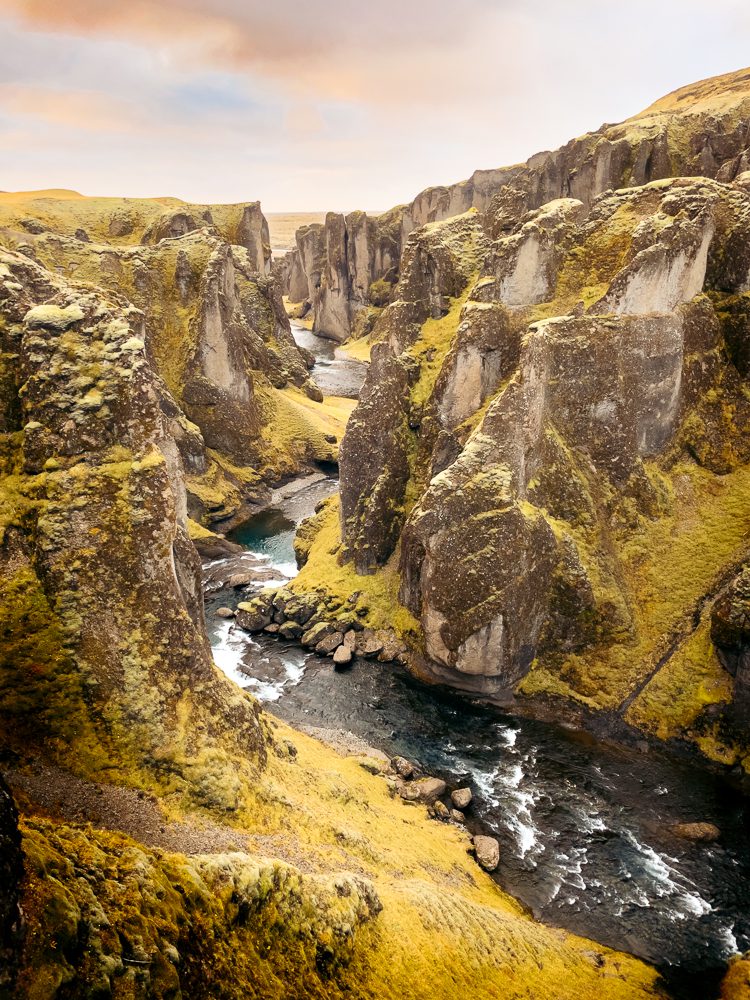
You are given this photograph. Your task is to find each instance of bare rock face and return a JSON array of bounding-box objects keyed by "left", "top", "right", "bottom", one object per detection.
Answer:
[
  {"left": 283, "top": 210, "right": 401, "bottom": 342},
  {"left": 339, "top": 212, "right": 489, "bottom": 572}
]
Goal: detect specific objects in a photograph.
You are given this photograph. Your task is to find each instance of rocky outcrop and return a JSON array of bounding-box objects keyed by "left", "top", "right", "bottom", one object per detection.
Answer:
[
  {"left": 281, "top": 208, "right": 401, "bottom": 342},
  {"left": 298, "top": 167, "right": 750, "bottom": 765},
  {"left": 281, "top": 67, "right": 750, "bottom": 346},
  {"left": 0, "top": 204, "right": 341, "bottom": 526},
  {"left": 340, "top": 211, "right": 490, "bottom": 572},
  {"left": 0, "top": 246, "right": 268, "bottom": 793}
]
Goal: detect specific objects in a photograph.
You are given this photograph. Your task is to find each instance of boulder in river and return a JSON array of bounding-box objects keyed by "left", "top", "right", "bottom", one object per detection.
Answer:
[
  {"left": 392, "top": 756, "right": 415, "bottom": 779},
  {"left": 451, "top": 810, "right": 466, "bottom": 824},
  {"left": 317, "top": 631, "right": 345, "bottom": 656},
  {"left": 301, "top": 620, "right": 338, "bottom": 648},
  {"left": 236, "top": 601, "right": 272, "bottom": 633},
  {"left": 357, "top": 631, "right": 385, "bottom": 658},
  {"left": 451, "top": 787, "right": 473, "bottom": 810},
  {"left": 279, "top": 621, "right": 304, "bottom": 640},
  {"left": 215, "top": 607, "right": 234, "bottom": 619},
  {"left": 432, "top": 801, "right": 450, "bottom": 821},
  {"left": 333, "top": 645, "right": 353, "bottom": 668},
  {"left": 397, "top": 777, "right": 447, "bottom": 804},
  {"left": 473, "top": 835, "right": 500, "bottom": 872},
  {"left": 671, "top": 822, "right": 721, "bottom": 842}
]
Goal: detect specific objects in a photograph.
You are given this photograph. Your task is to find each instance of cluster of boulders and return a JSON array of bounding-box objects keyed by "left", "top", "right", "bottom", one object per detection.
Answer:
[
  {"left": 384, "top": 755, "right": 499, "bottom": 871},
  {"left": 234, "top": 587, "right": 407, "bottom": 668}
]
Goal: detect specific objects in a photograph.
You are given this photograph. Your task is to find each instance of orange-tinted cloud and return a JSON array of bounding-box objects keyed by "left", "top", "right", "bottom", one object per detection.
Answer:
[
  {"left": 0, "top": 82, "right": 147, "bottom": 132},
  {"left": 0, "top": 0, "right": 515, "bottom": 107}
]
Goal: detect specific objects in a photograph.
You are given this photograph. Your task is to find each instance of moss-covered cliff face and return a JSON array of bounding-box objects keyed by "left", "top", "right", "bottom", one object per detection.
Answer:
[
  {"left": 0, "top": 201, "right": 666, "bottom": 999},
  {"left": 301, "top": 166, "right": 750, "bottom": 769},
  {"left": 281, "top": 66, "right": 750, "bottom": 345},
  {"left": 0, "top": 194, "right": 351, "bottom": 527},
  {"left": 0, "top": 247, "right": 267, "bottom": 799}
]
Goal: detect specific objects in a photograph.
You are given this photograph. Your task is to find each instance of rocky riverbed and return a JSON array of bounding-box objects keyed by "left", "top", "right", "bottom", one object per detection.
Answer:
[
  {"left": 196, "top": 254, "right": 750, "bottom": 1000},
  {"left": 202, "top": 474, "right": 750, "bottom": 1000}
]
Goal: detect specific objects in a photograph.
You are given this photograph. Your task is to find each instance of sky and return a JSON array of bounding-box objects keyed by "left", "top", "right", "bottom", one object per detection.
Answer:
[{"left": 0, "top": 0, "right": 748, "bottom": 212}]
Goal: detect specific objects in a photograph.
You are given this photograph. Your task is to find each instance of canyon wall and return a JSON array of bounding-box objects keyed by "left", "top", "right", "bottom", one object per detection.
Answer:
[
  {"left": 281, "top": 67, "right": 750, "bottom": 343},
  {"left": 0, "top": 193, "right": 344, "bottom": 529},
  {"left": 293, "top": 69, "right": 750, "bottom": 769},
  {"left": 0, "top": 201, "right": 662, "bottom": 1000}
]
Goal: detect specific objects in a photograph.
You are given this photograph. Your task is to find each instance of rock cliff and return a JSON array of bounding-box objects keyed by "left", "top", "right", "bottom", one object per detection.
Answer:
[
  {"left": 291, "top": 69, "right": 750, "bottom": 771},
  {"left": 0, "top": 215, "right": 662, "bottom": 1000},
  {"left": 281, "top": 67, "right": 750, "bottom": 345},
  {"left": 0, "top": 192, "right": 346, "bottom": 528}
]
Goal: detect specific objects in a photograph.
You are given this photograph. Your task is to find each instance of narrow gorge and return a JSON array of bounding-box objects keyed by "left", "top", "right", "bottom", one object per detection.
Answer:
[{"left": 1, "top": 49, "right": 750, "bottom": 1000}]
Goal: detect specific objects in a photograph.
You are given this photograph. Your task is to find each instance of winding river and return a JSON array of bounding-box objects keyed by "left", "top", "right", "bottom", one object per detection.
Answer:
[{"left": 203, "top": 323, "right": 750, "bottom": 1000}]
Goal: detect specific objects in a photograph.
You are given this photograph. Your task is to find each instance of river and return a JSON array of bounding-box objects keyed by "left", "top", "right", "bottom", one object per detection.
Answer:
[{"left": 202, "top": 322, "right": 750, "bottom": 1000}]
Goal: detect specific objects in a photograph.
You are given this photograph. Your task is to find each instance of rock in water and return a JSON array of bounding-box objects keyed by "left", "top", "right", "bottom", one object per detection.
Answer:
[
  {"left": 397, "top": 777, "right": 447, "bottom": 804},
  {"left": 391, "top": 756, "right": 415, "bottom": 779},
  {"left": 451, "top": 787, "right": 473, "bottom": 810},
  {"left": 671, "top": 822, "right": 721, "bottom": 842},
  {"left": 316, "top": 631, "right": 344, "bottom": 656},
  {"left": 333, "top": 644, "right": 353, "bottom": 668},
  {"left": 474, "top": 836, "right": 500, "bottom": 872}
]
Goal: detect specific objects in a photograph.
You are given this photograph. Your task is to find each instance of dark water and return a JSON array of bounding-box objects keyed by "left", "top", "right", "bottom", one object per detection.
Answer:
[
  {"left": 291, "top": 321, "right": 368, "bottom": 398},
  {"left": 203, "top": 333, "right": 750, "bottom": 999}
]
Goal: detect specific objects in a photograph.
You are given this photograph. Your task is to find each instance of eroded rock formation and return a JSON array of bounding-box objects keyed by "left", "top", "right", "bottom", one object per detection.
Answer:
[
  {"left": 0, "top": 247, "right": 267, "bottom": 796},
  {"left": 0, "top": 194, "right": 341, "bottom": 527},
  {"left": 281, "top": 67, "right": 750, "bottom": 346},
  {"left": 287, "top": 69, "right": 750, "bottom": 770}
]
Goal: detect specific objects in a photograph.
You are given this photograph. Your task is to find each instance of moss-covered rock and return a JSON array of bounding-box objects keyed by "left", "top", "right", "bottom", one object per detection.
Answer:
[{"left": 302, "top": 171, "right": 750, "bottom": 763}]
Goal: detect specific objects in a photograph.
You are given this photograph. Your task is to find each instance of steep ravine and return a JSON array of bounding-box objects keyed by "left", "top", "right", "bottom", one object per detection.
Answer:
[{"left": 203, "top": 333, "right": 750, "bottom": 1000}]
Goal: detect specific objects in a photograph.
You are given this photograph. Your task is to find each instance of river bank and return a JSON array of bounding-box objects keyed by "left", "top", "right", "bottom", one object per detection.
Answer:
[{"left": 198, "top": 321, "right": 750, "bottom": 1000}]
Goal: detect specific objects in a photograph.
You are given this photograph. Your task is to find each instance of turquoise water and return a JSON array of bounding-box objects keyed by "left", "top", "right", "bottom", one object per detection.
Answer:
[{"left": 227, "top": 508, "right": 296, "bottom": 569}]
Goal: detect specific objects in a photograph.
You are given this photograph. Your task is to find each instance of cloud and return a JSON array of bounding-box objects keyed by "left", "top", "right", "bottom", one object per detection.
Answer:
[
  {"left": 0, "top": 0, "right": 748, "bottom": 210},
  {"left": 0, "top": 0, "right": 520, "bottom": 107},
  {"left": 0, "top": 83, "right": 149, "bottom": 132}
]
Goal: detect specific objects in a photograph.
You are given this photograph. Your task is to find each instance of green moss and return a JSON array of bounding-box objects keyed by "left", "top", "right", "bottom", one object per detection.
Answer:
[
  {"left": 17, "top": 818, "right": 380, "bottom": 1000},
  {"left": 625, "top": 619, "right": 734, "bottom": 744},
  {"left": 368, "top": 278, "right": 394, "bottom": 308},
  {"left": 530, "top": 196, "right": 660, "bottom": 320},
  {"left": 408, "top": 282, "right": 475, "bottom": 411},
  {"left": 0, "top": 562, "right": 109, "bottom": 770},
  {"left": 524, "top": 459, "right": 750, "bottom": 728},
  {"left": 291, "top": 496, "right": 419, "bottom": 637}
]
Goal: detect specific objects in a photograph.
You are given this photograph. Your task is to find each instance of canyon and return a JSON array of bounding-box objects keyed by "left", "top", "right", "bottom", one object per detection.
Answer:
[{"left": 1, "top": 66, "right": 750, "bottom": 1000}]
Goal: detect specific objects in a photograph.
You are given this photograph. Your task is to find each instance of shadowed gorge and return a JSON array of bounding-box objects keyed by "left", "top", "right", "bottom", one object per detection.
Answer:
[{"left": 2, "top": 54, "right": 750, "bottom": 1000}]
